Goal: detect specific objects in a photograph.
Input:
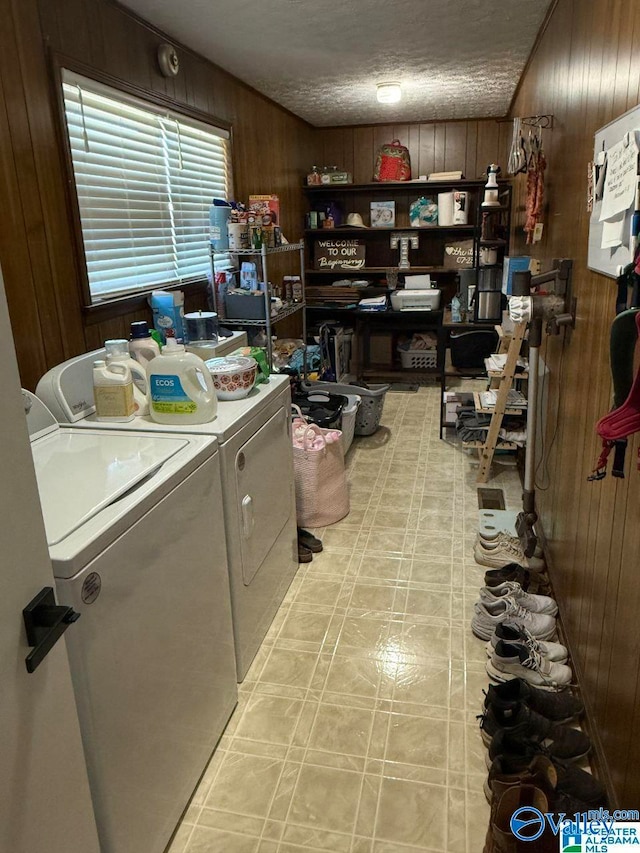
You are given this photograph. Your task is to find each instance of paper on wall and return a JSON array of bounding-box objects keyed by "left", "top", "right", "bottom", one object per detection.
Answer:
[
  {"left": 599, "top": 132, "right": 639, "bottom": 221},
  {"left": 600, "top": 212, "right": 627, "bottom": 249}
]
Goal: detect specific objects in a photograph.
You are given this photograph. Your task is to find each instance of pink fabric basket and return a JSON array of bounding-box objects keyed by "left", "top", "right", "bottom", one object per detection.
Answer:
[{"left": 292, "top": 407, "right": 350, "bottom": 528}]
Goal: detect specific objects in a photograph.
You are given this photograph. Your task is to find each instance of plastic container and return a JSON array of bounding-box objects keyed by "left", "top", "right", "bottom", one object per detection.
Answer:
[
  {"left": 398, "top": 347, "right": 438, "bottom": 369},
  {"left": 93, "top": 359, "right": 135, "bottom": 422},
  {"left": 105, "top": 339, "right": 150, "bottom": 416},
  {"left": 129, "top": 321, "right": 161, "bottom": 369},
  {"left": 340, "top": 394, "right": 361, "bottom": 453},
  {"left": 206, "top": 355, "right": 258, "bottom": 400},
  {"left": 300, "top": 380, "right": 389, "bottom": 436},
  {"left": 146, "top": 338, "right": 217, "bottom": 424},
  {"left": 209, "top": 199, "right": 232, "bottom": 252},
  {"left": 292, "top": 390, "right": 347, "bottom": 429}
]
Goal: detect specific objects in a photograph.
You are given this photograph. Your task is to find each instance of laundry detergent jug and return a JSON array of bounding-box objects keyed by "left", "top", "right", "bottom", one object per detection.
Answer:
[
  {"left": 105, "top": 338, "right": 150, "bottom": 416},
  {"left": 146, "top": 338, "right": 217, "bottom": 424}
]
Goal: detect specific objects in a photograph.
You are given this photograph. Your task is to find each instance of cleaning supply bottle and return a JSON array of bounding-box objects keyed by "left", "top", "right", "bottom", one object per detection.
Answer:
[
  {"left": 92, "top": 360, "right": 135, "bottom": 422},
  {"left": 105, "top": 339, "right": 150, "bottom": 416},
  {"left": 129, "top": 321, "right": 161, "bottom": 369},
  {"left": 146, "top": 338, "right": 217, "bottom": 424}
]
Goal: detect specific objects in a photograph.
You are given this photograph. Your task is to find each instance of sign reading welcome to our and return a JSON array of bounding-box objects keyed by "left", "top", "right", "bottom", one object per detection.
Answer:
[{"left": 314, "top": 238, "right": 366, "bottom": 270}]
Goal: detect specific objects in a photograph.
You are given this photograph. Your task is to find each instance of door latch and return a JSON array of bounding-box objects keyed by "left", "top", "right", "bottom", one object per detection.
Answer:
[{"left": 23, "top": 587, "right": 80, "bottom": 673}]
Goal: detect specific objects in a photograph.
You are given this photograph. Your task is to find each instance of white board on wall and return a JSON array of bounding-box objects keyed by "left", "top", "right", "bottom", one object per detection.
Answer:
[{"left": 588, "top": 103, "right": 640, "bottom": 279}]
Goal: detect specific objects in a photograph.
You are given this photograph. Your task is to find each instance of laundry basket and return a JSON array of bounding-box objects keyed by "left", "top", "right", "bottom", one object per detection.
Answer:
[
  {"left": 397, "top": 346, "right": 438, "bottom": 370},
  {"left": 300, "top": 381, "right": 389, "bottom": 436},
  {"left": 340, "top": 395, "right": 361, "bottom": 453}
]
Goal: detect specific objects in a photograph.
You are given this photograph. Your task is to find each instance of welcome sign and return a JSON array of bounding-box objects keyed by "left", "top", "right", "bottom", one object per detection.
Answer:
[{"left": 314, "top": 238, "right": 366, "bottom": 270}]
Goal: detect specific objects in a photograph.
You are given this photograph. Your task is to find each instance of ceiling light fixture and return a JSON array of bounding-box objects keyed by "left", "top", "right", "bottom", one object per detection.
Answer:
[{"left": 376, "top": 82, "right": 402, "bottom": 104}]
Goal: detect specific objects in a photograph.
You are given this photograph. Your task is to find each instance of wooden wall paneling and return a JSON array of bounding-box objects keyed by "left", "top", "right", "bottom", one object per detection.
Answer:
[
  {"left": 475, "top": 121, "right": 500, "bottom": 182},
  {"left": 352, "top": 126, "right": 374, "bottom": 183},
  {"left": 595, "top": 473, "right": 631, "bottom": 724},
  {"left": 442, "top": 122, "right": 466, "bottom": 173},
  {"left": 407, "top": 124, "right": 420, "bottom": 178},
  {"left": 417, "top": 122, "right": 436, "bottom": 177},
  {"left": 0, "top": 73, "right": 48, "bottom": 385},
  {"left": 626, "top": 5, "right": 640, "bottom": 107},
  {"left": 433, "top": 123, "right": 446, "bottom": 173},
  {"left": 509, "top": 0, "right": 640, "bottom": 806},
  {"left": 19, "top": 1, "right": 87, "bottom": 358},
  {"left": 2, "top": 2, "right": 69, "bottom": 380},
  {"left": 464, "top": 120, "right": 478, "bottom": 180}
]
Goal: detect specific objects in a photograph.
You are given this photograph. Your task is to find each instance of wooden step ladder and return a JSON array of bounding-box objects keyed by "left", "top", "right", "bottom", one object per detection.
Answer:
[{"left": 475, "top": 321, "right": 527, "bottom": 483}]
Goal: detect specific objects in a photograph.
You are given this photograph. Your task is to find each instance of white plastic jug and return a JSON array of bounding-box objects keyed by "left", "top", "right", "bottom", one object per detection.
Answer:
[
  {"left": 105, "top": 339, "right": 150, "bottom": 416},
  {"left": 146, "top": 338, "right": 218, "bottom": 424},
  {"left": 93, "top": 360, "right": 135, "bottom": 423}
]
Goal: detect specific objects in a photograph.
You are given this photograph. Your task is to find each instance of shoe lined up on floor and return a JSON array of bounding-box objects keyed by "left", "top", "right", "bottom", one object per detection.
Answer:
[
  {"left": 483, "top": 679, "right": 584, "bottom": 723},
  {"left": 479, "top": 700, "right": 591, "bottom": 761},
  {"left": 487, "top": 640, "right": 573, "bottom": 691},
  {"left": 297, "top": 527, "right": 322, "bottom": 563},
  {"left": 472, "top": 595, "right": 557, "bottom": 642},
  {"left": 485, "top": 752, "right": 606, "bottom": 810},
  {"left": 478, "top": 530, "right": 544, "bottom": 559},
  {"left": 474, "top": 538, "right": 546, "bottom": 573},
  {"left": 483, "top": 784, "right": 556, "bottom": 853},
  {"left": 485, "top": 622, "right": 568, "bottom": 664},
  {"left": 480, "top": 580, "right": 558, "bottom": 616}
]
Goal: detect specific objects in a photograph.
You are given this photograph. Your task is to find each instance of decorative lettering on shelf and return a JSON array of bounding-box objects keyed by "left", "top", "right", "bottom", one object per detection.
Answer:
[{"left": 314, "top": 239, "right": 366, "bottom": 270}]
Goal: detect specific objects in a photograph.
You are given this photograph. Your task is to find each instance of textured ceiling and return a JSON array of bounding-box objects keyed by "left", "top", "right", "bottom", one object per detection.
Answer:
[{"left": 120, "top": 0, "right": 550, "bottom": 126}]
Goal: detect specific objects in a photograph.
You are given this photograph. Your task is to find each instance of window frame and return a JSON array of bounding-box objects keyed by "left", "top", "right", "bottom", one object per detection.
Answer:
[{"left": 50, "top": 56, "right": 234, "bottom": 322}]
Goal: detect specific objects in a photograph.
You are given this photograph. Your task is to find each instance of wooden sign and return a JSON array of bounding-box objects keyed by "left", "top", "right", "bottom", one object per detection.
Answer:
[
  {"left": 443, "top": 239, "right": 474, "bottom": 269},
  {"left": 314, "top": 238, "right": 366, "bottom": 271}
]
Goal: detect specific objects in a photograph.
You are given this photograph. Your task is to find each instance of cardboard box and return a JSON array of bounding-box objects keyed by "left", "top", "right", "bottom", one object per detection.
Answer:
[
  {"left": 502, "top": 256, "right": 531, "bottom": 295},
  {"left": 248, "top": 194, "right": 280, "bottom": 226}
]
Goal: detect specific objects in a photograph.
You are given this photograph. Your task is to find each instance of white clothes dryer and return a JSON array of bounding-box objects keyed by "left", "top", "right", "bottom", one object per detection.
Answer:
[
  {"left": 24, "top": 391, "right": 237, "bottom": 853},
  {"left": 37, "top": 349, "right": 298, "bottom": 680}
]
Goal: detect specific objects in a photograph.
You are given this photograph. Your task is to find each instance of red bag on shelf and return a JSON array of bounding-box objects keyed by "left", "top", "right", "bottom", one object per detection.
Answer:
[{"left": 373, "top": 139, "right": 412, "bottom": 182}]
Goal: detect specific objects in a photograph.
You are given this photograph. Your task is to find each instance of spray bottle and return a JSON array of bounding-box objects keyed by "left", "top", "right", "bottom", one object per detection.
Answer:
[
  {"left": 104, "top": 339, "right": 150, "bottom": 416},
  {"left": 92, "top": 360, "right": 135, "bottom": 422},
  {"left": 146, "top": 338, "right": 217, "bottom": 424}
]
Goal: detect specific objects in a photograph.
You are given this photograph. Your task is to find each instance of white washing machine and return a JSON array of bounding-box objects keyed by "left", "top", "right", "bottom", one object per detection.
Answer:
[
  {"left": 37, "top": 349, "right": 298, "bottom": 681},
  {"left": 23, "top": 390, "right": 237, "bottom": 853}
]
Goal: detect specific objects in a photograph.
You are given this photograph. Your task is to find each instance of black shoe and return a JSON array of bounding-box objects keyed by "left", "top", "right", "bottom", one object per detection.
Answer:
[
  {"left": 298, "top": 543, "right": 313, "bottom": 563},
  {"left": 483, "top": 678, "right": 584, "bottom": 723},
  {"left": 488, "top": 740, "right": 607, "bottom": 809},
  {"left": 484, "top": 563, "right": 533, "bottom": 591},
  {"left": 297, "top": 528, "right": 323, "bottom": 553},
  {"left": 481, "top": 702, "right": 591, "bottom": 762}
]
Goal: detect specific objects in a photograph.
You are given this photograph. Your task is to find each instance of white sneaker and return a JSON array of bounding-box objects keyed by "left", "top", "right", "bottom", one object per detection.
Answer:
[
  {"left": 479, "top": 581, "right": 558, "bottom": 616},
  {"left": 471, "top": 597, "right": 556, "bottom": 642},
  {"left": 477, "top": 531, "right": 544, "bottom": 559},
  {"left": 485, "top": 622, "right": 568, "bottom": 663},
  {"left": 486, "top": 640, "right": 573, "bottom": 691},
  {"left": 473, "top": 541, "right": 546, "bottom": 573}
]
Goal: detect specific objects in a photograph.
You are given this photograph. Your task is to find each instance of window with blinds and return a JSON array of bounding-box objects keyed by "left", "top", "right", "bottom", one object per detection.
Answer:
[{"left": 61, "top": 70, "right": 232, "bottom": 303}]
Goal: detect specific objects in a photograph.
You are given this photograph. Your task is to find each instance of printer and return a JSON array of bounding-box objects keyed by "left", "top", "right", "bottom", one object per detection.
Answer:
[{"left": 390, "top": 288, "right": 441, "bottom": 311}]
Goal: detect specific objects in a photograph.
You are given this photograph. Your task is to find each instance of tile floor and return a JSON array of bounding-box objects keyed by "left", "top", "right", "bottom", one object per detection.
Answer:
[{"left": 170, "top": 385, "right": 524, "bottom": 853}]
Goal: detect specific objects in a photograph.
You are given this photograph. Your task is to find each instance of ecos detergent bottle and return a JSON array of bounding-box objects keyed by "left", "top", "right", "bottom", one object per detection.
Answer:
[{"left": 146, "top": 337, "right": 217, "bottom": 424}]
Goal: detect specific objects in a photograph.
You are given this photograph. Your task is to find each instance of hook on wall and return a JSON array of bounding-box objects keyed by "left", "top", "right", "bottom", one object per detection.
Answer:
[{"left": 519, "top": 114, "right": 554, "bottom": 130}]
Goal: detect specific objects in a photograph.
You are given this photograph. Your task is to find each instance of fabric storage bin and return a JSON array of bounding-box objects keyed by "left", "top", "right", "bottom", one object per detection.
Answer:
[
  {"left": 450, "top": 330, "right": 499, "bottom": 369},
  {"left": 225, "top": 291, "right": 267, "bottom": 320}
]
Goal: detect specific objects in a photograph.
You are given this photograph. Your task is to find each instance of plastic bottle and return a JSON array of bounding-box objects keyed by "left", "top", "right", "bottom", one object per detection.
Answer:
[
  {"left": 93, "top": 360, "right": 135, "bottom": 422},
  {"left": 105, "top": 339, "right": 150, "bottom": 416},
  {"left": 129, "top": 321, "right": 161, "bottom": 370},
  {"left": 208, "top": 198, "right": 232, "bottom": 251},
  {"left": 146, "top": 338, "right": 217, "bottom": 424},
  {"left": 451, "top": 294, "right": 462, "bottom": 323},
  {"left": 307, "top": 165, "right": 321, "bottom": 186}
]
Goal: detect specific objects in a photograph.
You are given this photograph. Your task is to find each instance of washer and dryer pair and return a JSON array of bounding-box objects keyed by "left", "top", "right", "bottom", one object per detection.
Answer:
[{"left": 31, "top": 350, "right": 298, "bottom": 853}]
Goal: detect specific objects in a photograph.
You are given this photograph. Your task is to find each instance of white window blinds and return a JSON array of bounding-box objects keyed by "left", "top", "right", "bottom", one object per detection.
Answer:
[{"left": 62, "top": 70, "right": 231, "bottom": 302}]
